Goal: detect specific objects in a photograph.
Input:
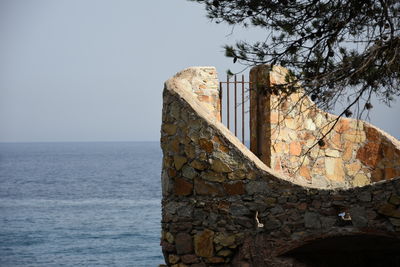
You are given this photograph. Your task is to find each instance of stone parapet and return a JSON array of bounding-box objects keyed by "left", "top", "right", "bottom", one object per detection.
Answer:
[
  {"left": 160, "top": 66, "right": 400, "bottom": 266},
  {"left": 250, "top": 65, "right": 400, "bottom": 189}
]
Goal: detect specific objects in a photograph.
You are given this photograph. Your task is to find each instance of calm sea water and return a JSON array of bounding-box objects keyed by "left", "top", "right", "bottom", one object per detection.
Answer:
[{"left": 0, "top": 142, "right": 164, "bottom": 267}]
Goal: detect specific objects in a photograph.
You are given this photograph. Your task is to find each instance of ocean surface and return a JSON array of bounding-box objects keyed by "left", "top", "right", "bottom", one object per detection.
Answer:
[{"left": 0, "top": 142, "right": 164, "bottom": 267}]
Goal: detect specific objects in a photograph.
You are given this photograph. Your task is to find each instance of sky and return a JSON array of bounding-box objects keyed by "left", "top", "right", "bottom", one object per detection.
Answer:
[{"left": 0, "top": 0, "right": 399, "bottom": 142}]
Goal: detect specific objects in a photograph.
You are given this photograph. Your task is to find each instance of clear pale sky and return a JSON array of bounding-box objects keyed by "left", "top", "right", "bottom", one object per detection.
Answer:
[{"left": 1, "top": 0, "right": 399, "bottom": 142}]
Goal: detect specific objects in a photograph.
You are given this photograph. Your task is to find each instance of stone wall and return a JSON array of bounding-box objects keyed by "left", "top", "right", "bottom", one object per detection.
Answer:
[
  {"left": 250, "top": 65, "right": 400, "bottom": 189},
  {"left": 160, "top": 66, "right": 400, "bottom": 266}
]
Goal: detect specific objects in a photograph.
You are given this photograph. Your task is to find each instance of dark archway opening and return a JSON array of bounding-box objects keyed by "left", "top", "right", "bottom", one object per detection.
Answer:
[{"left": 281, "top": 235, "right": 400, "bottom": 267}]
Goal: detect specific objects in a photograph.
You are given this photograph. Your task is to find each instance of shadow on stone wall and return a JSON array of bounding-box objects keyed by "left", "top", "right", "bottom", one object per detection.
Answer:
[{"left": 280, "top": 234, "right": 400, "bottom": 266}]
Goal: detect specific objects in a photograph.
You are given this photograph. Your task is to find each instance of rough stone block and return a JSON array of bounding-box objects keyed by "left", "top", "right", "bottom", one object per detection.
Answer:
[
  {"left": 199, "top": 138, "right": 214, "bottom": 153},
  {"left": 175, "top": 233, "right": 194, "bottom": 255},
  {"left": 325, "top": 157, "right": 345, "bottom": 182},
  {"left": 174, "top": 177, "right": 193, "bottom": 196},
  {"left": 356, "top": 142, "right": 381, "bottom": 167},
  {"left": 163, "top": 124, "right": 178, "bottom": 135},
  {"left": 289, "top": 141, "right": 302, "bottom": 156},
  {"left": 182, "top": 165, "right": 198, "bottom": 179},
  {"left": 190, "top": 160, "right": 207, "bottom": 170},
  {"left": 201, "top": 171, "right": 226, "bottom": 182},
  {"left": 194, "top": 229, "right": 214, "bottom": 257},
  {"left": 194, "top": 178, "right": 224, "bottom": 196},
  {"left": 214, "top": 233, "right": 236, "bottom": 247},
  {"left": 223, "top": 181, "right": 245, "bottom": 195},
  {"left": 353, "top": 173, "right": 370, "bottom": 187},
  {"left": 174, "top": 155, "right": 188, "bottom": 170},
  {"left": 211, "top": 158, "right": 232, "bottom": 173}
]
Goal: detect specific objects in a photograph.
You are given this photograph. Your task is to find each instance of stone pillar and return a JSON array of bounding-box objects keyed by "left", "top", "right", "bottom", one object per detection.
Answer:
[
  {"left": 190, "top": 67, "right": 221, "bottom": 122},
  {"left": 249, "top": 65, "right": 272, "bottom": 167}
]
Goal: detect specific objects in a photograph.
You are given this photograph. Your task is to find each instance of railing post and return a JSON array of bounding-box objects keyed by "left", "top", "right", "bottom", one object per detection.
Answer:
[
  {"left": 234, "top": 75, "right": 237, "bottom": 137},
  {"left": 227, "top": 74, "right": 230, "bottom": 130},
  {"left": 219, "top": 81, "right": 223, "bottom": 122},
  {"left": 242, "top": 75, "right": 245, "bottom": 144},
  {"left": 249, "top": 66, "right": 272, "bottom": 167}
]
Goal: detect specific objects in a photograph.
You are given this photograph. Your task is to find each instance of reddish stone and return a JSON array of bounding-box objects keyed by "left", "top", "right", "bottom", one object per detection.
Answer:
[
  {"left": 330, "top": 133, "right": 342, "bottom": 149},
  {"left": 274, "top": 157, "right": 282, "bottom": 172},
  {"left": 223, "top": 181, "right": 245, "bottom": 195},
  {"left": 289, "top": 141, "right": 301, "bottom": 156},
  {"left": 181, "top": 254, "right": 199, "bottom": 264},
  {"left": 371, "top": 168, "right": 384, "bottom": 182},
  {"left": 365, "top": 126, "right": 381, "bottom": 142},
  {"left": 198, "top": 95, "right": 211, "bottom": 103},
  {"left": 270, "top": 112, "right": 279, "bottom": 124},
  {"left": 174, "top": 177, "right": 193, "bottom": 196},
  {"left": 299, "top": 166, "right": 311, "bottom": 180},
  {"left": 194, "top": 229, "right": 214, "bottom": 257},
  {"left": 175, "top": 233, "right": 193, "bottom": 255},
  {"left": 219, "top": 144, "right": 230, "bottom": 153},
  {"left": 385, "top": 168, "right": 396, "bottom": 180},
  {"left": 356, "top": 142, "right": 381, "bottom": 167},
  {"left": 213, "top": 136, "right": 229, "bottom": 152},
  {"left": 212, "top": 135, "right": 223, "bottom": 145},
  {"left": 168, "top": 168, "right": 177, "bottom": 177},
  {"left": 335, "top": 118, "right": 350, "bottom": 133},
  {"left": 342, "top": 142, "right": 353, "bottom": 161},
  {"left": 383, "top": 144, "right": 395, "bottom": 158},
  {"left": 194, "top": 178, "right": 224, "bottom": 196},
  {"left": 199, "top": 139, "right": 214, "bottom": 153}
]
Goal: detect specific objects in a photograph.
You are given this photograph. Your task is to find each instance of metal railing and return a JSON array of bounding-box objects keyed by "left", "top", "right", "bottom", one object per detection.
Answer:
[{"left": 219, "top": 74, "right": 251, "bottom": 144}]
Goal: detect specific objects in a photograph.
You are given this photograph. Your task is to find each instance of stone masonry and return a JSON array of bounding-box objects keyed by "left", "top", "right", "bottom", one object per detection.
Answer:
[
  {"left": 250, "top": 65, "right": 400, "bottom": 189},
  {"left": 160, "top": 66, "right": 400, "bottom": 266}
]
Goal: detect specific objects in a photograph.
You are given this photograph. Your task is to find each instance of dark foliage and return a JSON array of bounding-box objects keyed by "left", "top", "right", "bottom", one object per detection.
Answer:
[{"left": 190, "top": 0, "right": 400, "bottom": 115}]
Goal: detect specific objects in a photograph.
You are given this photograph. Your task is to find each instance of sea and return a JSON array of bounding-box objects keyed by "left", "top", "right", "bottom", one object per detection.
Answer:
[{"left": 0, "top": 142, "right": 164, "bottom": 267}]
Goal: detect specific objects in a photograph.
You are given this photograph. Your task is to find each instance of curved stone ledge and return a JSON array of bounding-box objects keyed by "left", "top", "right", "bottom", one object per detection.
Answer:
[{"left": 160, "top": 66, "right": 400, "bottom": 266}]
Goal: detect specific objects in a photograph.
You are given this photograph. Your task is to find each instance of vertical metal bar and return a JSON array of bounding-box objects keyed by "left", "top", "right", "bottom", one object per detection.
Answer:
[
  {"left": 227, "top": 75, "right": 230, "bottom": 130},
  {"left": 234, "top": 75, "right": 237, "bottom": 137},
  {"left": 242, "top": 75, "right": 245, "bottom": 144},
  {"left": 219, "top": 81, "right": 223, "bottom": 123}
]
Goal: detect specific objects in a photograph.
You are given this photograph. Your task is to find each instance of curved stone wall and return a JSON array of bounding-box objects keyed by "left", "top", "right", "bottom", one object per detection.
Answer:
[
  {"left": 250, "top": 65, "right": 400, "bottom": 189},
  {"left": 160, "top": 66, "right": 400, "bottom": 266}
]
